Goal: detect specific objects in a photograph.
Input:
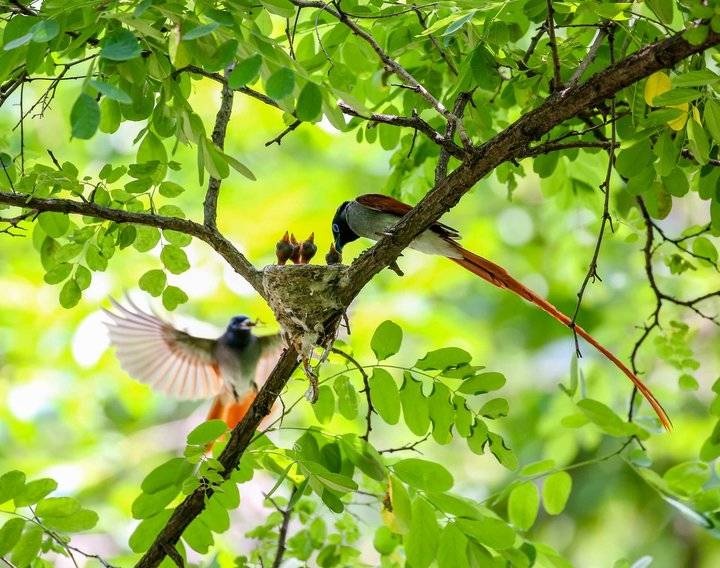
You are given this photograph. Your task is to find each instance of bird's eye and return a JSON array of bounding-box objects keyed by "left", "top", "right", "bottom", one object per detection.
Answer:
[{"left": 332, "top": 223, "right": 340, "bottom": 234}]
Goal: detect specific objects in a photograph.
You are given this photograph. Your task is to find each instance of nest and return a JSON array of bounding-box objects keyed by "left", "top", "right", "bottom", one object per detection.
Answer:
[{"left": 261, "top": 264, "right": 348, "bottom": 356}]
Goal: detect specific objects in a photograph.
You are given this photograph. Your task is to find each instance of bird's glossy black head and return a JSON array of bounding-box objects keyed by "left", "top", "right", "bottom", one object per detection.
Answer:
[
  {"left": 331, "top": 201, "right": 359, "bottom": 252},
  {"left": 223, "top": 316, "right": 255, "bottom": 349}
]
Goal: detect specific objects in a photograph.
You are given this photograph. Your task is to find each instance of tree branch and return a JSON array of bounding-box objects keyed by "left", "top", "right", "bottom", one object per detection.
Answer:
[
  {"left": 546, "top": 0, "right": 563, "bottom": 91},
  {"left": 331, "top": 348, "right": 373, "bottom": 441},
  {"left": 338, "top": 101, "right": 464, "bottom": 160},
  {"left": 567, "top": 27, "right": 607, "bottom": 87},
  {"left": 435, "top": 92, "right": 473, "bottom": 184},
  {"left": 270, "top": 485, "right": 298, "bottom": 568},
  {"left": 0, "top": 191, "right": 264, "bottom": 294},
  {"left": 204, "top": 72, "right": 235, "bottom": 229},
  {"left": 136, "top": 346, "right": 300, "bottom": 568}
]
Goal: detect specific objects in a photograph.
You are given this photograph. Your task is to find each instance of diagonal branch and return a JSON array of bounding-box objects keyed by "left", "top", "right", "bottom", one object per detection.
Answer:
[
  {"left": 341, "top": 27, "right": 720, "bottom": 301},
  {"left": 136, "top": 345, "right": 300, "bottom": 568},
  {"left": 0, "top": 191, "right": 264, "bottom": 294}
]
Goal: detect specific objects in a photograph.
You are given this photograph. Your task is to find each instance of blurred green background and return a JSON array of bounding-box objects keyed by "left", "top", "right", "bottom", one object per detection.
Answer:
[{"left": 1, "top": 76, "right": 720, "bottom": 567}]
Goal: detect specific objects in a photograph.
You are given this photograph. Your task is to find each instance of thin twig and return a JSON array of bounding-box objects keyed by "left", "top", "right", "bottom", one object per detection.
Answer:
[
  {"left": 545, "top": 0, "right": 563, "bottom": 91},
  {"left": 331, "top": 348, "right": 373, "bottom": 441},
  {"left": 567, "top": 27, "right": 607, "bottom": 87},
  {"left": 435, "top": 91, "right": 472, "bottom": 184},
  {"left": 380, "top": 433, "right": 431, "bottom": 454},
  {"left": 569, "top": 30, "right": 617, "bottom": 356},
  {"left": 265, "top": 120, "right": 302, "bottom": 146},
  {"left": 271, "top": 486, "right": 298, "bottom": 568},
  {"left": 203, "top": 69, "right": 235, "bottom": 229}
]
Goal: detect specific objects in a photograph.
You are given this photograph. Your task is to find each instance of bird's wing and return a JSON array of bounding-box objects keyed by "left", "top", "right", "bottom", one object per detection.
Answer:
[
  {"left": 253, "top": 334, "right": 285, "bottom": 389},
  {"left": 356, "top": 193, "right": 461, "bottom": 240},
  {"left": 104, "top": 298, "right": 224, "bottom": 400}
]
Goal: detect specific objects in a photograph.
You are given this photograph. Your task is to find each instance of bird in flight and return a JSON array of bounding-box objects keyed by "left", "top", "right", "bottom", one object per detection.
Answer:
[
  {"left": 330, "top": 193, "right": 671, "bottom": 431},
  {"left": 104, "top": 298, "right": 283, "bottom": 429}
]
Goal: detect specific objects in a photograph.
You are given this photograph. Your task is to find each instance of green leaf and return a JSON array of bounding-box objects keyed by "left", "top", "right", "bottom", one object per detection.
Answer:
[
  {"left": 30, "top": 20, "right": 59, "bottom": 43},
  {"left": 313, "top": 385, "right": 335, "bottom": 423},
  {"left": 664, "top": 461, "right": 710, "bottom": 496},
  {"left": 141, "top": 458, "right": 194, "bottom": 494},
  {"left": 416, "top": 347, "right": 472, "bottom": 370},
  {"left": 134, "top": 225, "right": 160, "bottom": 252},
  {"left": 393, "top": 458, "right": 454, "bottom": 492},
  {"left": 688, "top": 119, "right": 710, "bottom": 165},
  {"left": 224, "top": 153, "right": 256, "bottom": 181},
  {"left": 38, "top": 212, "right": 69, "bottom": 238},
  {"left": 405, "top": 498, "right": 439, "bottom": 568},
  {"left": 139, "top": 269, "right": 167, "bottom": 297},
  {"left": 577, "top": 399, "right": 633, "bottom": 437},
  {"left": 479, "top": 397, "right": 509, "bottom": 419},
  {"left": 437, "top": 522, "right": 469, "bottom": 568},
  {"left": 704, "top": 99, "right": 720, "bottom": 144},
  {"left": 333, "top": 375, "right": 358, "bottom": 420},
  {"left": 158, "top": 181, "right": 185, "bottom": 197},
  {"left": 129, "top": 510, "right": 173, "bottom": 553},
  {"left": 265, "top": 68, "right": 295, "bottom": 100},
  {"left": 428, "top": 383, "right": 455, "bottom": 444},
  {"left": 36, "top": 496, "right": 80, "bottom": 517},
  {"left": 0, "top": 518, "right": 25, "bottom": 556},
  {"left": 228, "top": 55, "right": 262, "bottom": 88},
  {"left": 70, "top": 94, "right": 100, "bottom": 139},
  {"left": 469, "top": 45, "right": 500, "bottom": 92},
  {"left": 369, "top": 368, "right": 400, "bottom": 424},
  {"left": 455, "top": 516, "right": 515, "bottom": 550},
  {"left": 389, "top": 475, "right": 412, "bottom": 534},
  {"left": 508, "top": 482, "right": 539, "bottom": 530},
  {"left": 371, "top": 320, "right": 403, "bottom": 360},
  {"left": 652, "top": 88, "right": 700, "bottom": 106},
  {"left": 373, "top": 525, "right": 399, "bottom": 556},
  {"left": 89, "top": 80, "right": 132, "bottom": 104},
  {"left": 101, "top": 29, "right": 141, "bottom": 61},
  {"left": 693, "top": 237, "right": 718, "bottom": 263},
  {"left": 161, "top": 245, "right": 190, "bottom": 274},
  {"left": 42, "top": 508, "right": 98, "bottom": 531},
  {"left": 183, "top": 22, "right": 220, "bottom": 41},
  {"left": 400, "top": 372, "right": 430, "bottom": 436},
  {"left": 11, "top": 524, "right": 43, "bottom": 567},
  {"left": 132, "top": 485, "right": 180, "bottom": 519},
  {"left": 59, "top": 279, "right": 81, "bottom": 309},
  {"left": 542, "top": 471, "right": 572, "bottom": 515},
  {"left": 296, "top": 82, "right": 322, "bottom": 122},
  {"left": 646, "top": 0, "right": 673, "bottom": 24},
  {"left": 162, "top": 285, "right": 188, "bottom": 310},
  {"left": 487, "top": 432, "right": 517, "bottom": 470},
  {"left": 458, "top": 372, "right": 506, "bottom": 395},
  {"left": 261, "top": 0, "right": 296, "bottom": 18},
  {"left": 187, "top": 420, "right": 228, "bottom": 446},
  {"left": 3, "top": 32, "right": 33, "bottom": 51},
  {"left": 15, "top": 478, "right": 57, "bottom": 507}
]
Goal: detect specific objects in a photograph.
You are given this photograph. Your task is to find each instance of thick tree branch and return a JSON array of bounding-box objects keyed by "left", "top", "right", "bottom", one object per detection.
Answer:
[
  {"left": 204, "top": 74, "right": 235, "bottom": 229},
  {"left": 136, "top": 346, "right": 300, "bottom": 568},
  {"left": 0, "top": 191, "right": 264, "bottom": 294}
]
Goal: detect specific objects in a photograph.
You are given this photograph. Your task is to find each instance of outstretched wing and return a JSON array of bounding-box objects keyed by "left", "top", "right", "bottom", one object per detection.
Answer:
[
  {"left": 104, "top": 298, "right": 224, "bottom": 400},
  {"left": 253, "top": 334, "right": 285, "bottom": 388},
  {"left": 356, "top": 193, "right": 461, "bottom": 240}
]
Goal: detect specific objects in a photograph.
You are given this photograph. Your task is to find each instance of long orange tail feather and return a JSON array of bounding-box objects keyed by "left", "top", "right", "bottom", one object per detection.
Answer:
[{"left": 450, "top": 245, "right": 671, "bottom": 431}]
